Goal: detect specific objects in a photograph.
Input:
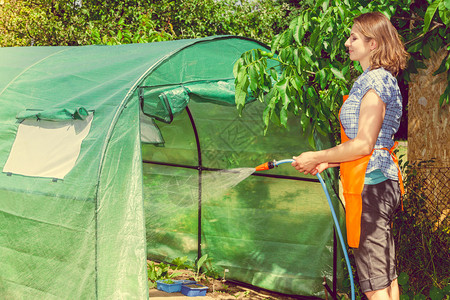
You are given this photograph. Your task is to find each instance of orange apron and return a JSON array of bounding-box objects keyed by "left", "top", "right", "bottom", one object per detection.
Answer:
[{"left": 339, "top": 95, "right": 404, "bottom": 248}]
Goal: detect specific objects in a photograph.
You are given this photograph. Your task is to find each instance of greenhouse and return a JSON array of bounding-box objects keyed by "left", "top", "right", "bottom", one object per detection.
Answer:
[{"left": 0, "top": 36, "right": 343, "bottom": 299}]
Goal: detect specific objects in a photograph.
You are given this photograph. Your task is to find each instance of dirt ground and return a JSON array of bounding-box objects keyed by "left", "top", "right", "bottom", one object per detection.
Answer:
[{"left": 149, "top": 262, "right": 320, "bottom": 300}]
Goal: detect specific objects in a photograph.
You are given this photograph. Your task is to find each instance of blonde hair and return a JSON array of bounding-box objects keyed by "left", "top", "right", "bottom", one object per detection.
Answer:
[{"left": 353, "top": 12, "right": 410, "bottom": 76}]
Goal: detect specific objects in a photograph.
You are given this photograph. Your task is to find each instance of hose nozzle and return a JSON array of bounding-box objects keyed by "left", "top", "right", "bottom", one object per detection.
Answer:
[{"left": 255, "top": 160, "right": 276, "bottom": 171}]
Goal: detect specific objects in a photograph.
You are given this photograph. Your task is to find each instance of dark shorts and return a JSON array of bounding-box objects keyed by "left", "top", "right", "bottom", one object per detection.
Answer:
[{"left": 353, "top": 179, "right": 401, "bottom": 293}]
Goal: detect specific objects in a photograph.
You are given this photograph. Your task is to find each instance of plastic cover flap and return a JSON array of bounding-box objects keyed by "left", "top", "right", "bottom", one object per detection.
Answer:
[
  {"left": 141, "top": 86, "right": 189, "bottom": 123},
  {"left": 16, "top": 107, "right": 90, "bottom": 121},
  {"left": 185, "top": 80, "right": 236, "bottom": 105},
  {"left": 160, "top": 87, "right": 190, "bottom": 118},
  {"left": 141, "top": 80, "right": 251, "bottom": 124}
]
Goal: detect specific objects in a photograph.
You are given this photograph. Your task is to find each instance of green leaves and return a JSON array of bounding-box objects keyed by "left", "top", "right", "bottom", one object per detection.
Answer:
[
  {"left": 235, "top": 1, "right": 358, "bottom": 146},
  {"left": 234, "top": 0, "right": 450, "bottom": 154},
  {"left": 398, "top": 271, "right": 450, "bottom": 300},
  {"left": 235, "top": 71, "right": 250, "bottom": 110},
  {"left": 0, "top": 0, "right": 302, "bottom": 47},
  {"left": 234, "top": 58, "right": 250, "bottom": 112},
  {"left": 398, "top": 272, "right": 410, "bottom": 286},
  {"left": 417, "top": 0, "right": 450, "bottom": 106},
  {"left": 429, "top": 286, "right": 445, "bottom": 300},
  {"left": 424, "top": 0, "right": 442, "bottom": 33},
  {"left": 293, "top": 16, "right": 306, "bottom": 45},
  {"left": 302, "top": 46, "right": 318, "bottom": 69},
  {"left": 330, "top": 66, "right": 345, "bottom": 81},
  {"left": 439, "top": 82, "right": 450, "bottom": 106},
  {"left": 275, "top": 78, "right": 290, "bottom": 107}
]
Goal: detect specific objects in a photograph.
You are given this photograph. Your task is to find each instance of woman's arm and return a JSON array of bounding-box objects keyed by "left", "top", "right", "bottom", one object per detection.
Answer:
[
  {"left": 292, "top": 89, "right": 386, "bottom": 174},
  {"left": 306, "top": 162, "right": 340, "bottom": 176}
]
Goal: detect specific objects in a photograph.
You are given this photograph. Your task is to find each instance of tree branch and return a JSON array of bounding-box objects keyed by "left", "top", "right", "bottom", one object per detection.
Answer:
[
  {"left": 405, "top": 23, "right": 444, "bottom": 46},
  {"left": 392, "top": 15, "right": 424, "bottom": 23}
]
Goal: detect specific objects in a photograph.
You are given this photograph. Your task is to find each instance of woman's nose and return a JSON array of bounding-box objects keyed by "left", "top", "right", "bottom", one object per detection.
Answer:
[{"left": 344, "top": 38, "right": 350, "bottom": 48}]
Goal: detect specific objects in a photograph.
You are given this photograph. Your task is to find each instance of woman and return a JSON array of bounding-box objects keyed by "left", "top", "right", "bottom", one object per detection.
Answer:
[{"left": 291, "top": 12, "right": 409, "bottom": 300}]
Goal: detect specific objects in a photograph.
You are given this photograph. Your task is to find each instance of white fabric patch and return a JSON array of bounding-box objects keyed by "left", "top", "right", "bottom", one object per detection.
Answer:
[{"left": 3, "top": 114, "right": 93, "bottom": 179}]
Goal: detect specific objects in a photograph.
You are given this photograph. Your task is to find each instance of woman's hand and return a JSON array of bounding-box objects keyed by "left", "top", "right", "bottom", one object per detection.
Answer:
[
  {"left": 291, "top": 152, "right": 321, "bottom": 174},
  {"left": 292, "top": 157, "right": 339, "bottom": 175},
  {"left": 312, "top": 162, "right": 330, "bottom": 175}
]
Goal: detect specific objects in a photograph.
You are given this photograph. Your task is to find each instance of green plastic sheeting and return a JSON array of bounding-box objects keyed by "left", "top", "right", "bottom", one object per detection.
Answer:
[{"left": 0, "top": 36, "right": 344, "bottom": 299}]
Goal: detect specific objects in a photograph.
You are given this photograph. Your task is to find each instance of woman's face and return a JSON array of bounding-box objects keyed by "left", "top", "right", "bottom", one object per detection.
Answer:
[{"left": 344, "top": 26, "right": 373, "bottom": 70}]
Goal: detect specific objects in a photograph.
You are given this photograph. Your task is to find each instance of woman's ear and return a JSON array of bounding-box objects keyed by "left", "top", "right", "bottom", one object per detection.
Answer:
[{"left": 370, "top": 39, "right": 378, "bottom": 50}]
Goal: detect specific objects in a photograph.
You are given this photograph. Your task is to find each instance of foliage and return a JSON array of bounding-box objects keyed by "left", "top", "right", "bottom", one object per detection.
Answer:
[
  {"left": 147, "top": 261, "right": 183, "bottom": 288},
  {"left": 171, "top": 256, "right": 191, "bottom": 270},
  {"left": 401, "top": 0, "right": 450, "bottom": 106},
  {"left": 0, "top": 0, "right": 302, "bottom": 47},
  {"left": 0, "top": 0, "right": 174, "bottom": 46},
  {"left": 234, "top": 0, "right": 376, "bottom": 144},
  {"left": 192, "top": 254, "right": 209, "bottom": 282},
  {"left": 393, "top": 159, "right": 450, "bottom": 297},
  {"left": 146, "top": 0, "right": 297, "bottom": 44},
  {"left": 160, "top": 279, "right": 175, "bottom": 284},
  {"left": 233, "top": 0, "right": 450, "bottom": 147},
  {"left": 174, "top": 254, "right": 216, "bottom": 282},
  {"left": 398, "top": 272, "right": 450, "bottom": 300},
  {"left": 147, "top": 254, "right": 220, "bottom": 288}
]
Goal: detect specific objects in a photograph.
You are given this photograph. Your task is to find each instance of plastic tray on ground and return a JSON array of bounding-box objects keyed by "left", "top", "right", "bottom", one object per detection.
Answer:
[
  {"left": 156, "top": 280, "right": 183, "bottom": 293},
  {"left": 178, "top": 280, "right": 197, "bottom": 285},
  {"left": 181, "top": 284, "right": 209, "bottom": 297}
]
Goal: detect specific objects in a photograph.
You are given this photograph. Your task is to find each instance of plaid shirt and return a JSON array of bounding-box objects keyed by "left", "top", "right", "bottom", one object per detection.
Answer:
[{"left": 340, "top": 67, "right": 403, "bottom": 180}]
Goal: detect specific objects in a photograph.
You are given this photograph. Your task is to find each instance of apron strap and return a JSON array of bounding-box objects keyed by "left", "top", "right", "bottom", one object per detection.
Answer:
[{"left": 375, "top": 141, "right": 405, "bottom": 210}]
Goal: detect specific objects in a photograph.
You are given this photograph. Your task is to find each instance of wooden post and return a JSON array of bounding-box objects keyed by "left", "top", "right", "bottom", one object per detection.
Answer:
[
  {"left": 408, "top": 47, "right": 450, "bottom": 163},
  {"left": 408, "top": 47, "right": 449, "bottom": 229}
]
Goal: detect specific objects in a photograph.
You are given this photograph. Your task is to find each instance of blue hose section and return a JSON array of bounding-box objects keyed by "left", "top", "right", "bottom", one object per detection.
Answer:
[{"left": 275, "top": 159, "right": 355, "bottom": 300}]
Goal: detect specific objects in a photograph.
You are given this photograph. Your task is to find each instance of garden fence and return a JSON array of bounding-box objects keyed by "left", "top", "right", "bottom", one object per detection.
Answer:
[{"left": 407, "top": 161, "right": 449, "bottom": 231}]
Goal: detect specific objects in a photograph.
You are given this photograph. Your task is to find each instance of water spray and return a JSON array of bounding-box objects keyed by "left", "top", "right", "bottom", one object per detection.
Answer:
[{"left": 255, "top": 159, "right": 355, "bottom": 300}]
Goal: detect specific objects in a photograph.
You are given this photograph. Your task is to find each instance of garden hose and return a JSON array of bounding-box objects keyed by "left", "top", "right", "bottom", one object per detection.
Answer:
[{"left": 255, "top": 159, "right": 355, "bottom": 300}]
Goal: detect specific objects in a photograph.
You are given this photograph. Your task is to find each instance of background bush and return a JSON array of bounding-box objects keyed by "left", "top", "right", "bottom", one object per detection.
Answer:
[{"left": 0, "top": 0, "right": 304, "bottom": 46}]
